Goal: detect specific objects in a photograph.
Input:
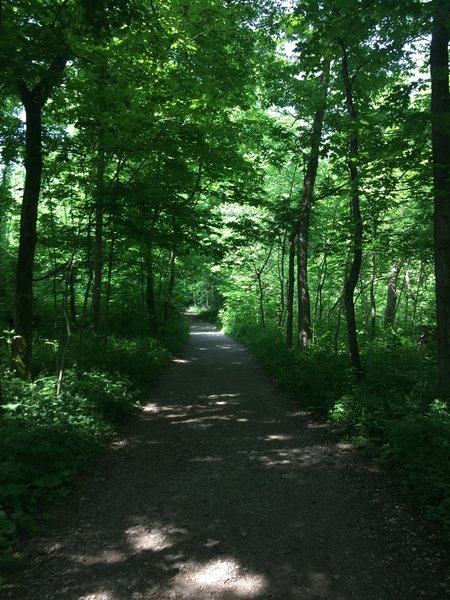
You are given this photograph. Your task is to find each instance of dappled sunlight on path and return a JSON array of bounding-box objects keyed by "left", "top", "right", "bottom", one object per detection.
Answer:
[{"left": 7, "top": 317, "right": 449, "bottom": 600}]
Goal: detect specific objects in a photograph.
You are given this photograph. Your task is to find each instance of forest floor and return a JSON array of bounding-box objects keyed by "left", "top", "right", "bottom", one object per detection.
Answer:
[{"left": 4, "top": 316, "right": 450, "bottom": 600}]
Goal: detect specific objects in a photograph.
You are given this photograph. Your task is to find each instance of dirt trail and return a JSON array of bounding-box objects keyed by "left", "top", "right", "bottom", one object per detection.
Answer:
[{"left": 4, "top": 316, "right": 450, "bottom": 599}]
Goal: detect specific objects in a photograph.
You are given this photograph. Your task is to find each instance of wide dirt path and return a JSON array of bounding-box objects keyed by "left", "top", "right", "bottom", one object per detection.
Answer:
[{"left": 5, "top": 317, "right": 450, "bottom": 599}]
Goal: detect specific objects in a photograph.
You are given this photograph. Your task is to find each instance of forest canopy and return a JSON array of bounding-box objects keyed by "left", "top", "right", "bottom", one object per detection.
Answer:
[{"left": 0, "top": 0, "right": 450, "bottom": 553}]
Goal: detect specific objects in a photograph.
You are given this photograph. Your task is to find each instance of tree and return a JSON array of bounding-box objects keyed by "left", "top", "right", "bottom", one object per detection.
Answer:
[
  {"left": 0, "top": 0, "right": 135, "bottom": 377},
  {"left": 431, "top": 0, "right": 450, "bottom": 396}
]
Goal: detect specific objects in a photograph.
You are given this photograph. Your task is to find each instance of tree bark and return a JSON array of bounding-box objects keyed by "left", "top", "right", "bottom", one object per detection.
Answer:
[
  {"left": 145, "top": 239, "right": 158, "bottom": 332},
  {"left": 431, "top": 0, "right": 450, "bottom": 396},
  {"left": 102, "top": 222, "right": 116, "bottom": 347},
  {"left": 256, "top": 271, "right": 266, "bottom": 328},
  {"left": 384, "top": 260, "right": 402, "bottom": 327},
  {"left": 92, "top": 146, "right": 105, "bottom": 337},
  {"left": 11, "top": 56, "right": 67, "bottom": 378},
  {"left": 277, "top": 233, "right": 287, "bottom": 327},
  {"left": 286, "top": 232, "right": 296, "bottom": 348},
  {"left": 69, "top": 262, "right": 77, "bottom": 330},
  {"left": 369, "top": 253, "right": 377, "bottom": 339},
  {"left": 340, "top": 39, "right": 363, "bottom": 380},
  {"left": 296, "top": 60, "right": 330, "bottom": 350},
  {"left": 314, "top": 253, "right": 328, "bottom": 323},
  {"left": 163, "top": 249, "right": 176, "bottom": 323},
  {"left": 11, "top": 90, "right": 43, "bottom": 378}
]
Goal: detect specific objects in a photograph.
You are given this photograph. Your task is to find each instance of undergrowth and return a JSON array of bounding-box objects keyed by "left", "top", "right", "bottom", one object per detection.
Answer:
[
  {"left": 0, "top": 311, "right": 189, "bottom": 570},
  {"left": 225, "top": 319, "right": 450, "bottom": 539}
]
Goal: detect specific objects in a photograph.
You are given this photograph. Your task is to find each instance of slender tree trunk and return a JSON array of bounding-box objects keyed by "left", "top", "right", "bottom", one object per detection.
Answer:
[
  {"left": 384, "top": 260, "right": 402, "bottom": 327},
  {"left": 77, "top": 213, "right": 94, "bottom": 365},
  {"left": 57, "top": 257, "right": 74, "bottom": 395},
  {"left": 254, "top": 246, "right": 273, "bottom": 330},
  {"left": 369, "top": 263, "right": 377, "bottom": 340},
  {"left": 163, "top": 249, "right": 176, "bottom": 323},
  {"left": 277, "top": 233, "right": 287, "bottom": 327},
  {"left": 314, "top": 253, "right": 328, "bottom": 323},
  {"left": 334, "top": 293, "right": 343, "bottom": 355},
  {"left": 92, "top": 146, "right": 105, "bottom": 337},
  {"left": 69, "top": 263, "right": 77, "bottom": 330},
  {"left": 296, "top": 60, "right": 330, "bottom": 350},
  {"left": 145, "top": 239, "right": 158, "bottom": 332},
  {"left": 340, "top": 40, "right": 363, "bottom": 380},
  {"left": 412, "top": 262, "right": 425, "bottom": 328},
  {"left": 11, "top": 91, "right": 43, "bottom": 378},
  {"left": 369, "top": 220, "right": 378, "bottom": 340},
  {"left": 404, "top": 269, "right": 415, "bottom": 327},
  {"left": 393, "top": 270, "right": 406, "bottom": 325},
  {"left": 102, "top": 224, "right": 116, "bottom": 347},
  {"left": 256, "top": 271, "right": 266, "bottom": 328},
  {"left": 286, "top": 232, "right": 296, "bottom": 348},
  {"left": 48, "top": 196, "right": 59, "bottom": 329},
  {"left": 297, "top": 233, "right": 311, "bottom": 347},
  {"left": 431, "top": 0, "right": 450, "bottom": 396}
]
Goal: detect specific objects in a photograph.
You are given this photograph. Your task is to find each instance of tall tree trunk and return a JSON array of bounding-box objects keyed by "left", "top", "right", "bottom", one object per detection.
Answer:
[
  {"left": 431, "top": 0, "right": 450, "bottom": 396},
  {"left": 11, "top": 91, "right": 43, "bottom": 378},
  {"left": 145, "top": 239, "right": 158, "bottom": 332},
  {"left": 412, "top": 261, "right": 425, "bottom": 328},
  {"left": 384, "top": 260, "right": 402, "bottom": 327},
  {"left": 256, "top": 271, "right": 266, "bottom": 328},
  {"left": 286, "top": 232, "right": 296, "bottom": 348},
  {"left": 92, "top": 146, "right": 105, "bottom": 337},
  {"left": 163, "top": 249, "right": 176, "bottom": 323},
  {"left": 369, "top": 253, "right": 377, "bottom": 340},
  {"left": 11, "top": 57, "right": 67, "bottom": 378},
  {"left": 334, "top": 293, "right": 343, "bottom": 355},
  {"left": 277, "top": 233, "right": 287, "bottom": 327},
  {"left": 254, "top": 246, "right": 273, "bottom": 330},
  {"left": 102, "top": 223, "right": 116, "bottom": 347},
  {"left": 69, "top": 262, "right": 77, "bottom": 330},
  {"left": 56, "top": 256, "right": 74, "bottom": 395},
  {"left": 340, "top": 40, "right": 363, "bottom": 380},
  {"left": 297, "top": 233, "right": 311, "bottom": 347},
  {"left": 314, "top": 253, "right": 328, "bottom": 323},
  {"left": 297, "top": 59, "right": 330, "bottom": 350}
]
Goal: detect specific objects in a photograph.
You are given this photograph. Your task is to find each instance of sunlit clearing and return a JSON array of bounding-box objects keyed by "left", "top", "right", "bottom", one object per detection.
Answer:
[
  {"left": 126, "top": 524, "right": 182, "bottom": 552},
  {"left": 173, "top": 558, "right": 267, "bottom": 598}
]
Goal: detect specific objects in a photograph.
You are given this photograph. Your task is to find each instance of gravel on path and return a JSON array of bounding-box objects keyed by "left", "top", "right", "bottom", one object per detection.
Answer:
[{"left": 4, "top": 316, "right": 450, "bottom": 600}]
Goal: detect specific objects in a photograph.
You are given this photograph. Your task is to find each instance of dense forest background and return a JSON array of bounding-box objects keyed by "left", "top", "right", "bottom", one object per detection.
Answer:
[{"left": 0, "top": 0, "right": 449, "bottom": 563}]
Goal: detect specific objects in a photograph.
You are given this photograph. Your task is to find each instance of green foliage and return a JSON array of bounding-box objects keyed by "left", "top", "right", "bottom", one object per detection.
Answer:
[
  {"left": 156, "top": 311, "right": 190, "bottom": 354},
  {"left": 383, "top": 407, "right": 450, "bottom": 531},
  {"left": 0, "top": 371, "right": 118, "bottom": 550},
  {"left": 0, "top": 0, "right": 448, "bottom": 569},
  {"left": 224, "top": 318, "right": 349, "bottom": 415},
  {"left": 224, "top": 316, "right": 450, "bottom": 537},
  {"left": 0, "top": 317, "right": 189, "bottom": 555}
]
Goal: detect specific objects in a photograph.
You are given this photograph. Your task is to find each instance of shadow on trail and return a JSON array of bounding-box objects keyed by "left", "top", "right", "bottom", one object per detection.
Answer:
[{"left": 11, "top": 318, "right": 448, "bottom": 600}]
